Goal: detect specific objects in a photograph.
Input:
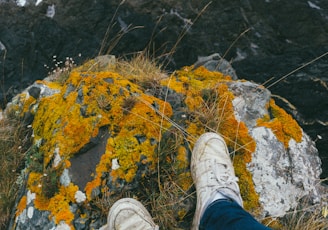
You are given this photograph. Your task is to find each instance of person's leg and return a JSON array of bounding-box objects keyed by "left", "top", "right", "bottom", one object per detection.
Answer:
[
  {"left": 200, "top": 199, "right": 270, "bottom": 230},
  {"left": 100, "top": 198, "right": 159, "bottom": 230},
  {"left": 191, "top": 132, "right": 270, "bottom": 230}
]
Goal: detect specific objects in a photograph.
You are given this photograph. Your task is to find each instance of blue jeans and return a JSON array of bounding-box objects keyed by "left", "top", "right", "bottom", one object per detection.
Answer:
[{"left": 199, "top": 199, "right": 271, "bottom": 230}]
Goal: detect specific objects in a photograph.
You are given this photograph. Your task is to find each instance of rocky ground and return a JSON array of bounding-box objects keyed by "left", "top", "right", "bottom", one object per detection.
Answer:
[
  {"left": 8, "top": 56, "right": 324, "bottom": 229},
  {"left": 0, "top": 0, "right": 328, "bottom": 177}
]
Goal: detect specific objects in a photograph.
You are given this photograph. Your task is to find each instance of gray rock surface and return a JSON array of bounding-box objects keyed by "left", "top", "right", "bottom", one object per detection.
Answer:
[
  {"left": 230, "top": 80, "right": 324, "bottom": 217},
  {"left": 250, "top": 127, "right": 322, "bottom": 217}
]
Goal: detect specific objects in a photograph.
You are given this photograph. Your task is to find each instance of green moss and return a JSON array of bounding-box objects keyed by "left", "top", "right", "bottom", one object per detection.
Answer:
[{"left": 26, "top": 145, "right": 44, "bottom": 173}]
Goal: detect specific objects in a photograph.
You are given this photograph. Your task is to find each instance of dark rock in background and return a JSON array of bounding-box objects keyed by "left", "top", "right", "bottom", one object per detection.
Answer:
[{"left": 0, "top": 0, "right": 327, "bottom": 177}]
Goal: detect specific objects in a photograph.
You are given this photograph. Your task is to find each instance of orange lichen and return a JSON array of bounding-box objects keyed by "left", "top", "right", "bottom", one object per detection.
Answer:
[
  {"left": 32, "top": 71, "right": 130, "bottom": 166},
  {"left": 16, "top": 195, "right": 27, "bottom": 216},
  {"left": 214, "top": 84, "right": 256, "bottom": 160},
  {"left": 27, "top": 68, "right": 173, "bottom": 222},
  {"left": 161, "top": 66, "right": 259, "bottom": 212},
  {"left": 34, "top": 195, "right": 50, "bottom": 210},
  {"left": 85, "top": 176, "right": 102, "bottom": 200},
  {"left": 178, "top": 209, "right": 187, "bottom": 220},
  {"left": 48, "top": 193, "right": 74, "bottom": 226},
  {"left": 233, "top": 154, "right": 260, "bottom": 212},
  {"left": 27, "top": 172, "right": 43, "bottom": 195},
  {"left": 257, "top": 99, "right": 303, "bottom": 148},
  {"left": 175, "top": 146, "right": 189, "bottom": 169},
  {"left": 29, "top": 174, "right": 78, "bottom": 226},
  {"left": 211, "top": 85, "right": 257, "bottom": 210},
  {"left": 41, "top": 184, "right": 78, "bottom": 227},
  {"left": 176, "top": 172, "right": 193, "bottom": 192},
  {"left": 53, "top": 70, "right": 174, "bottom": 199},
  {"left": 59, "top": 183, "right": 79, "bottom": 201}
]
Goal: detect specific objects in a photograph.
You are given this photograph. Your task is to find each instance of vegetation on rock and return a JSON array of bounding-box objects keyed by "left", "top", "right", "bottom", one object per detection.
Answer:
[{"left": 1, "top": 55, "right": 327, "bottom": 229}]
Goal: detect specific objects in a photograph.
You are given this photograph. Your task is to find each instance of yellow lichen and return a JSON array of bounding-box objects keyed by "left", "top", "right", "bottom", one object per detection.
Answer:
[{"left": 257, "top": 99, "right": 303, "bottom": 148}]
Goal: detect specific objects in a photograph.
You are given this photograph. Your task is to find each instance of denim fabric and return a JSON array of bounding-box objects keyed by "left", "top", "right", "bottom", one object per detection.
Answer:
[{"left": 199, "top": 199, "right": 271, "bottom": 230}]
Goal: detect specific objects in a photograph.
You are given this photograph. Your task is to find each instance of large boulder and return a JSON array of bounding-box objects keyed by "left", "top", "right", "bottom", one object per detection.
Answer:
[
  {"left": 6, "top": 55, "right": 325, "bottom": 229},
  {"left": 1, "top": 0, "right": 327, "bottom": 180}
]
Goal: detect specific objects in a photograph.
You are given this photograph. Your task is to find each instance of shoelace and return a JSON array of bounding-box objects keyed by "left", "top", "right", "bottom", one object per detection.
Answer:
[{"left": 208, "top": 159, "right": 239, "bottom": 190}]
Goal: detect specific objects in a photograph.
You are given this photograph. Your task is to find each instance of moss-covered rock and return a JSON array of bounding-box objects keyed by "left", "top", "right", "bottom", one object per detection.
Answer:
[{"left": 8, "top": 55, "right": 324, "bottom": 229}]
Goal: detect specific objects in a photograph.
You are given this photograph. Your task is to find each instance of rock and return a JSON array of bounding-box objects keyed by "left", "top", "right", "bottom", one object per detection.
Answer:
[
  {"left": 7, "top": 56, "right": 326, "bottom": 229},
  {"left": 249, "top": 128, "right": 321, "bottom": 217},
  {"left": 1, "top": 1, "right": 327, "bottom": 174},
  {"left": 193, "top": 53, "right": 238, "bottom": 80}
]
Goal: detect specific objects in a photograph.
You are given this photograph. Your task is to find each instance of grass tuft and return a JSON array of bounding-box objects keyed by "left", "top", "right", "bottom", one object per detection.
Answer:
[
  {"left": 273, "top": 196, "right": 328, "bottom": 230},
  {"left": 0, "top": 109, "right": 31, "bottom": 228},
  {"left": 115, "top": 51, "right": 168, "bottom": 91}
]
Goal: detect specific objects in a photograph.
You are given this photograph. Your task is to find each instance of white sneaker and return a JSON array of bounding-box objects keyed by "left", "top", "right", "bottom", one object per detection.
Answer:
[
  {"left": 102, "top": 198, "right": 159, "bottom": 230},
  {"left": 191, "top": 132, "right": 243, "bottom": 230}
]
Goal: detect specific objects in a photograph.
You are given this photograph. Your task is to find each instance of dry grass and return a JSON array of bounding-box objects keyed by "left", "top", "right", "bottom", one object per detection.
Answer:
[
  {"left": 0, "top": 109, "right": 31, "bottom": 229},
  {"left": 115, "top": 51, "right": 168, "bottom": 90},
  {"left": 266, "top": 195, "right": 328, "bottom": 230},
  {"left": 280, "top": 207, "right": 328, "bottom": 230}
]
